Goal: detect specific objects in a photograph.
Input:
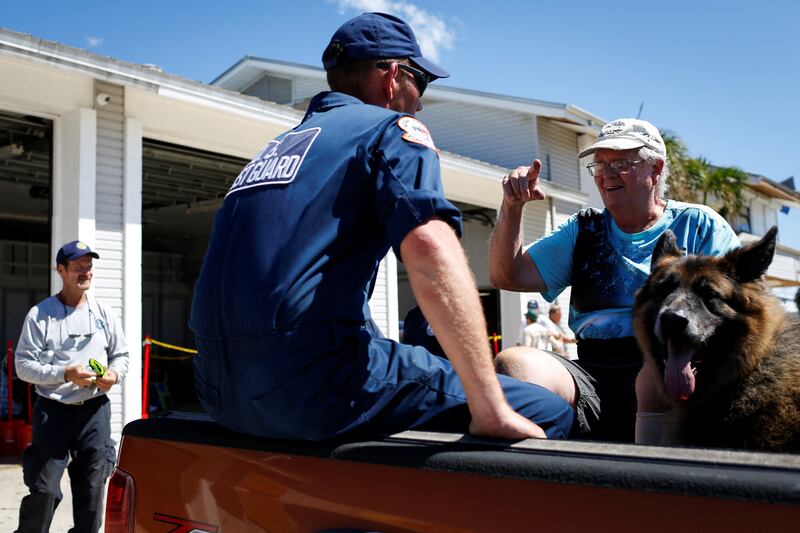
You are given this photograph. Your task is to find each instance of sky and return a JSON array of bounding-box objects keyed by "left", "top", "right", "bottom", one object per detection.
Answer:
[{"left": 2, "top": 0, "right": 800, "bottom": 249}]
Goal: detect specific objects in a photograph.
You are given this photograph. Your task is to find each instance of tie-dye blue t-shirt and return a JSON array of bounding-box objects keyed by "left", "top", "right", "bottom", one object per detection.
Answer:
[{"left": 526, "top": 200, "right": 740, "bottom": 340}]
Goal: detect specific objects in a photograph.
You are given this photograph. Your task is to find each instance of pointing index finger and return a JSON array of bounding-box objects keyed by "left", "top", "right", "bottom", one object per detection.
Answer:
[
  {"left": 527, "top": 159, "right": 542, "bottom": 179},
  {"left": 527, "top": 159, "right": 545, "bottom": 201}
]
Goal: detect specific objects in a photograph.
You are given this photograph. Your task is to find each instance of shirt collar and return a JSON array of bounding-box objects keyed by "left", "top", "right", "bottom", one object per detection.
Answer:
[{"left": 302, "top": 91, "right": 365, "bottom": 122}]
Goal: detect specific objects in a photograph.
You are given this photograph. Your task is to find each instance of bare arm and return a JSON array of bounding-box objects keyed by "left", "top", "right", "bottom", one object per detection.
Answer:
[
  {"left": 401, "top": 218, "right": 546, "bottom": 439},
  {"left": 488, "top": 160, "right": 548, "bottom": 292}
]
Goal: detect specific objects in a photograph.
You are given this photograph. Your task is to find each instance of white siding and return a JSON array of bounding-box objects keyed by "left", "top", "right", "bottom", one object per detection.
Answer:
[
  {"left": 538, "top": 118, "right": 581, "bottom": 190},
  {"left": 770, "top": 250, "right": 800, "bottom": 282},
  {"left": 553, "top": 198, "right": 583, "bottom": 229},
  {"left": 417, "top": 101, "right": 535, "bottom": 169},
  {"left": 242, "top": 74, "right": 292, "bottom": 105},
  {"left": 94, "top": 81, "right": 126, "bottom": 444},
  {"left": 522, "top": 199, "right": 551, "bottom": 243}
]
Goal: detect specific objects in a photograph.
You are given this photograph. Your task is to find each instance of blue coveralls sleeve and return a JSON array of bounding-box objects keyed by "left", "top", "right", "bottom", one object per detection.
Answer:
[
  {"left": 525, "top": 214, "right": 579, "bottom": 302},
  {"left": 15, "top": 307, "right": 66, "bottom": 385},
  {"left": 371, "top": 115, "right": 462, "bottom": 258}
]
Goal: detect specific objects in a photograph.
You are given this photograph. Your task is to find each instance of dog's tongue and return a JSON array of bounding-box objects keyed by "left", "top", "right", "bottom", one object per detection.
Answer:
[{"left": 664, "top": 339, "right": 695, "bottom": 401}]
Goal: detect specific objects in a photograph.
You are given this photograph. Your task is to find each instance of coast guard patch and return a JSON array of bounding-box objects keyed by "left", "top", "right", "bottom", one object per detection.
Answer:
[
  {"left": 397, "top": 117, "right": 437, "bottom": 152},
  {"left": 227, "top": 127, "right": 321, "bottom": 196}
]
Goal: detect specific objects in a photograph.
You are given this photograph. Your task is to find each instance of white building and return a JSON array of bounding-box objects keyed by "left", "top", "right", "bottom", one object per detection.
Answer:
[
  {"left": 735, "top": 174, "right": 800, "bottom": 308},
  {"left": 2, "top": 29, "right": 798, "bottom": 444}
]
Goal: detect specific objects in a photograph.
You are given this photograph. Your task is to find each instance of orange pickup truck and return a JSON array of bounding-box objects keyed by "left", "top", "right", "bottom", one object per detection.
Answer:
[{"left": 106, "top": 412, "right": 800, "bottom": 532}]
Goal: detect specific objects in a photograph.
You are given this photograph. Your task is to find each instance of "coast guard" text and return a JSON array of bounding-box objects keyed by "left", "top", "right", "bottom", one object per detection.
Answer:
[{"left": 227, "top": 128, "right": 321, "bottom": 196}]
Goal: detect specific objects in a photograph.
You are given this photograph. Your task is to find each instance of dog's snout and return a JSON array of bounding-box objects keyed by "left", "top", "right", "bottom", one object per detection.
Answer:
[{"left": 659, "top": 309, "right": 689, "bottom": 336}]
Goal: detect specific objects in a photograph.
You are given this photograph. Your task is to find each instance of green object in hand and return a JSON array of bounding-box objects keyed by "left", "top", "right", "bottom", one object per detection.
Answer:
[{"left": 88, "top": 358, "right": 107, "bottom": 377}]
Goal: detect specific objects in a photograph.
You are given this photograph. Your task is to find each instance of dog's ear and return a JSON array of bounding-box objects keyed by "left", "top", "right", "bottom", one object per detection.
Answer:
[
  {"left": 727, "top": 226, "right": 777, "bottom": 282},
  {"left": 651, "top": 230, "right": 681, "bottom": 272}
]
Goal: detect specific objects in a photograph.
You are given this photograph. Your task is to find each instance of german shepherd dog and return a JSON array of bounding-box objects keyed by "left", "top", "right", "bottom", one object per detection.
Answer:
[{"left": 633, "top": 227, "right": 800, "bottom": 451}]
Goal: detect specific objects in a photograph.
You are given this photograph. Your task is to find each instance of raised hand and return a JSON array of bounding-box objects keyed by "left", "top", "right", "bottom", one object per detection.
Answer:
[{"left": 501, "top": 159, "right": 545, "bottom": 207}]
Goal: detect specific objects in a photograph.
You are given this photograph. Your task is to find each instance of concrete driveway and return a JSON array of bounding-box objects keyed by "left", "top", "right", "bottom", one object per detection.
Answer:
[{"left": 0, "top": 456, "right": 74, "bottom": 532}]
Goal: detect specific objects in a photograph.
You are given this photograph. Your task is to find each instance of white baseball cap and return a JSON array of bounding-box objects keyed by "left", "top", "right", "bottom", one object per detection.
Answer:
[{"left": 578, "top": 118, "right": 666, "bottom": 159}]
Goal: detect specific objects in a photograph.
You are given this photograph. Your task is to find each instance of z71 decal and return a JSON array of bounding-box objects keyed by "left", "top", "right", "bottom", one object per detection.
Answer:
[
  {"left": 227, "top": 127, "right": 321, "bottom": 196},
  {"left": 153, "top": 512, "right": 220, "bottom": 532}
]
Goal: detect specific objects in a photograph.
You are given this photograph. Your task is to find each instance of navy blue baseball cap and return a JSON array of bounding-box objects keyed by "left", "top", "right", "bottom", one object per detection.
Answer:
[
  {"left": 322, "top": 12, "right": 450, "bottom": 80},
  {"left": 56, "top": 240, "right": 99, "bottom": 266}
]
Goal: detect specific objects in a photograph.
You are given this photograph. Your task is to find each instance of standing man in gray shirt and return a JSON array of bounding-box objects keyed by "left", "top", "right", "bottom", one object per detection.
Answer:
[{"left": 15, "top": 240, "right": 128, "bottom": 533}]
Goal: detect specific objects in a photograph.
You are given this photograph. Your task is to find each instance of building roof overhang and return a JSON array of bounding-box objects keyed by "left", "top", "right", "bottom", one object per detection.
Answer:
[
  {"left": 212, "top": 56, "right": 606, "bottom": 135},
  {"left": 0, "top": 28, "right": 304, "bottom": 128},
  {"left": 746, "top": 174, "right": 800, "bottom": 207}
]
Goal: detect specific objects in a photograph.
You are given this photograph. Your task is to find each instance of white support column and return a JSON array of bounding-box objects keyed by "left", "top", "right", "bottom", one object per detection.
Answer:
[
  {"left": 122, "top": 117, "right": 143, "bottom": 424},
  {"left": 385, "top": 250, "right": 399, "bottom": 341},
  {"left": 499, "top": 289, "right": 526, "bottom": 351},
  {"left": 530, "top": 115, "right": 541, "bottom": 160},
  {"left": 578, "top": 133, "right": 601, "bottom": 208},
  {"left": 51, "top": 108, "right": 97, "bottom": 291}
]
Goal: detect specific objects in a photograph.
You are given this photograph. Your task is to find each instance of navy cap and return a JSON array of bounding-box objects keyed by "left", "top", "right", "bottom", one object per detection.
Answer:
[
  {"left": 56, "top": 240, "right": 99, "bottom": 266},
  {"left": 322, "top": 12, "right": 450, "bottom": 80}
]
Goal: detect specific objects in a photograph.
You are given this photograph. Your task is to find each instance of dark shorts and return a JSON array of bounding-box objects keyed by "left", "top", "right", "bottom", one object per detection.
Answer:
[
  {"left": 548, "top": 337, "right": 643, "bottom": 442},
  {"left": 194, "top": 322, "right": 575, "bottom": 441}
]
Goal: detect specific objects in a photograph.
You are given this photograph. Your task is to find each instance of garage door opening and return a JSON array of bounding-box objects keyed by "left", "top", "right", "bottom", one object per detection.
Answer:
[
  {"left": 0, "top": 111, "right": 52, "bottom": 420},
  {"left": 141, "top": 139, "right": 247, "bottom": 415}
]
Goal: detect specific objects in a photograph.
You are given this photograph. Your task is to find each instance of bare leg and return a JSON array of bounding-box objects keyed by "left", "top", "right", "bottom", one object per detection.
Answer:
[{"left": 495, "top": 347, "right": 576, "bottom": 407}]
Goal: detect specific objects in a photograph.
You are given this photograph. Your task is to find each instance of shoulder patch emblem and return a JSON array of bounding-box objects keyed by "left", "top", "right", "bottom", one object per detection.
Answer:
[{"left": 397, "top": 117, "right": 437, "bottom": 152}]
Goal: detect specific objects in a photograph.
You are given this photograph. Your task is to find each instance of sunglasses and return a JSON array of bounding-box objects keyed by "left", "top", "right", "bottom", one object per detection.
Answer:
[
  {"left": 62, "top": 302, "right": 97, "bottom": 340},
  {"left": 376, "top": 62, "right": 430, "bottom": 97}
]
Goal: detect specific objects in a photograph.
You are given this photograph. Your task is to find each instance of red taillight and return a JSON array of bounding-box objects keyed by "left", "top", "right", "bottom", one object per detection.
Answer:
[{"left": 105, "top": 467, "right": 135, "bottom": 533}]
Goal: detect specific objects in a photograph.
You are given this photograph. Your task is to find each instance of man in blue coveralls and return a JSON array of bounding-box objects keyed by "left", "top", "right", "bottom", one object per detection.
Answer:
[{"left": 190, "top": 12, "right": 574, "bottom": 441}]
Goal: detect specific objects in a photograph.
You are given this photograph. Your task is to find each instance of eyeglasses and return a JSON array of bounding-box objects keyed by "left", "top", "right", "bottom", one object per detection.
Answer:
[
  {"left": 376, "top": 62, "right": 430, "bottom": 97},
  {"left": 586, "top": 159, "right": 644, "bottom": 176}
]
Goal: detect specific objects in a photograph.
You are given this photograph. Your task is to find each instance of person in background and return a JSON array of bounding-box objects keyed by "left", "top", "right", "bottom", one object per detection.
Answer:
[
  {"left": 520, "top": 301, "right": 548, "bottom": 349},
  {"left": 489, "top": 118, "right": 739, "bottom": 443},
  {"left": 190, "top": 12, "right": 574, "bottom": 444},
  {"left": 541, "top": 304, "right": 576, "bottom": 358},
  {"left": 15, "top": 240, "right": 128, "bottom": 533}
]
